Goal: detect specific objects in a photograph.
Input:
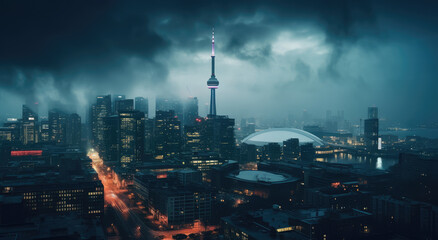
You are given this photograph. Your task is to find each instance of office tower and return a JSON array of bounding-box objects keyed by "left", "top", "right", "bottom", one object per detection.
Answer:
[
  {"left": 184, "top": 118, "right": 203, "bottom": 152},
  {"left": 187, "top": 151, "right": 222, "bottom": 171},
  {"left": 183, "top": 97, "right": 198, "bottom": 127},
  {"left": 240, "top": 143, "right": 257, "bottom": 163},
  {"left": 263, "top": 143, "right": 281, "bottom": 161},
  {"left": 300, "top": 143, "right": 315, "bottom": 161},
  {"left": 102, "top": 115, "right": 119, "bottom": 163},
  {"left": 144, "top": 118, "right": 154, "bottom": 153},
  {"left": 156, "top": 96, "right": 183, "bottom": 120},
  {"left": 48, "top": 109, "right": 68, "bottom": 145},
  {"left": 2, "top": 119, "right": 20, "bottom": 144},
  {"left": 66, "top": 113, "right": 81, "bottom": 146},
  {"left": 89, "top": 95, "right": 111, "bottom": 152},
  {"left": 39, "top": 119, "right": 50, "bottom": 143},
  {"left": 112, "top": 94, "right": 125, "bottom": 113},
  {"left": 202, "top": 116, "right": 235, "bottom": 160},
  {"left": 114, "top": 99, "right": 134, "bottom": 114},
  {"left": 207, "top": 29, "right": 219, "bottom": 116},
  {"left": 283, "top": 138, "right": 300, "bottom": 161},
  {"left": 119, "top": 111, "right": 145, "bottom": 168},
  {"left": 240, "top": 118, "right": 256, "bottom": 137},
  {"left": 21, "top": 105, "right": 38, "bottom": 145},
  {"left": 154, "top": 110, "right": 181, "bottom": 160},
  {"left": 364, "top": 107, "right": 379, "bottom": 151},
  {"left": 368, "top": 107, "right": 378, "bottom": 119},
  {"left": 135, "top": 97, "right": 149, "bottom": 118}
]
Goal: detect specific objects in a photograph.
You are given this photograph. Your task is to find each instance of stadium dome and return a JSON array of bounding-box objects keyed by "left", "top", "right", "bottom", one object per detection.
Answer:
[
  {"left": 234, "top": 170, "right": 287, "bottom": 183},
  {"left": 242, "top": 128, "right": 324, "bottom": 147}
]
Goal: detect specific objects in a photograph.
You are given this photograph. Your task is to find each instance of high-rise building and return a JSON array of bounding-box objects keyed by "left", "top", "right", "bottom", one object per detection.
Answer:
[
  {"left": 90, "top": 95, "right": 111, "bottom": 152},
  {"left": 183, "top": 118, "right": 203, "bottom": 152},
  {"left": 202, "top": 116, "right": 235, "bottom": 160},
  {"left": 2, "top": 119, "right": 21, "bottom": 144},
  {"left": 112, "top": 94, "right": 125, "bottom": 113},
  {"left": 135, "top": 97, "right": 149, "bottom": 118},
  {"left": 21, "top": 105, "right": 38, "bottom": 145},
  {"left": 67, "top": 113, "right": 81, "bottom": 146},
  {"left": 156, "top": 96, "right": 183, "bottom": 120},
  {"left": 39, "top": 119, "right": 50, "bottom": 143},
  {"left": 114, "top": 99, "right": 134, "bottom": 114},
  {"left": 364, "top": 107, "right": 379, "bottom": 151},
  {"left": 154, "top": 110, "right": 181, "bottom": 160},
  {"left": 207, "top": 29, "right": 219, "bottom": 116},
  {"left": 102, "top": 115, "right": 120, "bottom": 164},
  {"left": 300, "top": 143, "right": 315, "bottom": 161},
  {"left": 49, "top": 109, "right": 68, "bottom": 145},
  {"left": 283, "top": 138, "right": 300, "bottom": 161},
  {"left": 183, "top": 97, "right": 199, "bottom": 127},
  {"left": 119, "top": 111, "right": 145, "bottom": 168},
  {"left": 368, "top": 107, "right": 378, "bottom": 119},
  {"left": 263, "top": 143, "right": 282, "bottom": 161}
]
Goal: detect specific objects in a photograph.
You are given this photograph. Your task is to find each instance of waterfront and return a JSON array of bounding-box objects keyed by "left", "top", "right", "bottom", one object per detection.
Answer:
[{"left": 319, "top": 153, "right": 398, "bottom": 170}]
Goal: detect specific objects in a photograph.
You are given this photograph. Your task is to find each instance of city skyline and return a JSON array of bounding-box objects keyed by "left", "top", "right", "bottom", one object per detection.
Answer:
[
  {"left": 1, "top": 2, "right": 437, "bottom": 239},
  {"left": 0, "top": 1, "right": 437, "bottom": 125}
]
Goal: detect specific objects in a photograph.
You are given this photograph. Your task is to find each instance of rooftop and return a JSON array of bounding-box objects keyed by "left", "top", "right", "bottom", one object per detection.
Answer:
[
  {"left": 234, "top": 170, "right": 287, "bottom": 183},
  {"left": 242, "top": 128, "right": 324, "bottom": 147}
]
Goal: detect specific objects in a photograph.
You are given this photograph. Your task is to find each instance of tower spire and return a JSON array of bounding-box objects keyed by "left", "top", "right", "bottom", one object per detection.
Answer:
[
  {"left": 212, "top": 27, "right": 215, "bottom": 57},
  {"left": 207, "top": 27, "right": 219, "bottom": 116}
]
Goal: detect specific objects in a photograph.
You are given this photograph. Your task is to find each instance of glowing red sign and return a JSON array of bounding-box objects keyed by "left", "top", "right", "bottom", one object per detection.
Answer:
[
  {"left": 11, "top": 150, "right": 43, "bottom": 157},
  {"left": 156, "top": 174, "right": 167, "bottom": 179}
]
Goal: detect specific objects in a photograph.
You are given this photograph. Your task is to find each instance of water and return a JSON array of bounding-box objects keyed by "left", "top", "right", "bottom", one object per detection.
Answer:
[
  {"left": 380, "top": 128, "right": 438, "bottom": 139},
  {"left": 317, "top": 153, "right": 398, "bottom": 170}
]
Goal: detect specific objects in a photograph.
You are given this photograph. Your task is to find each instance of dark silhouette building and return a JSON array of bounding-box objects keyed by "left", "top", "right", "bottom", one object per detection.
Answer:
[
  {"left": 183, "top": 97, "right": 199, "bottom": 127},
  {"left": 202, "top": 116, "right": 235, "bottom": 160},
  {"left": 364, "top": 106, "right": 379, "bottom": 151},
  {"left": 283, "top": 138, "right": 300, "bottom": 161},
  {"left": 49, "top": 109, "right": 68, "bottom": 145},
  {"left": 135, "top": 97, "right": 149, "bottom": 118},
  {"left": 114, "top": 99, "right": 134, "bottom": 114}
]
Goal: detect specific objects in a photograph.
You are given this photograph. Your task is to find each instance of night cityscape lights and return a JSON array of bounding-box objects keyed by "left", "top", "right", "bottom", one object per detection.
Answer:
[{"left": 0, "top": 1, "right": 438, "bottom": 240}]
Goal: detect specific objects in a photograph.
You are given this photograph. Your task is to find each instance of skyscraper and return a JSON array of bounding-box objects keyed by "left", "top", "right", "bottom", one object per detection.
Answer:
[
  {"left": 207, "top": 29, "right": 219, "bottom": 116},
  {"left": 102, "top": 115, "right": 119, "bottom": 164},
  {"left": 202, "top": 116, "right": 235, "bottom": 160},
  {"left": 21, "top": 105, "right": 38, "bottom": 145},
  {"left": 364, "top": 107, "right": 379, "bottom": 151},
  {"left": 368, "top": 107, "right": 378, "bottom": 119},
  {"left": 283, "top": 138, "right": 300, "bottom": 161},
  {"left": 156, "top": 96, "right": 183, "bottom": 120},
  {"left": 49, "top": 109, "right": 68, "bottom": 145},
  {"left": 119, "top": 111, "right": 145, "bottom": 168},
  {"left": 90, "top": 95, "right": 111, "bottom": 152},
  {"left": 183, "top": 97, "right": 199, "bottom": 127},
  {"left": 154, "top": 110, "right": 181, "bottom": 160},
  {"left": 135, "top": 97, "right": 149, "bottom": 118},
  {"left": 114, "top": 99, "right": 134, "bottom": 114},
  {"left": 113, "top": 94, "right": 125, "bottom": 113},
  {"left": 67, "top": 113, "right": 81, "bottom": 146}
]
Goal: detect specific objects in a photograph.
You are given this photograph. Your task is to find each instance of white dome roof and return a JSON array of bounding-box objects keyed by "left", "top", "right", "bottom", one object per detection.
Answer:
[
  {"left": 242, "top": 128, "right": 324, "bottom": 147},
  {"left": 235, "top": 170, "right": 287, "bottom": 183}
]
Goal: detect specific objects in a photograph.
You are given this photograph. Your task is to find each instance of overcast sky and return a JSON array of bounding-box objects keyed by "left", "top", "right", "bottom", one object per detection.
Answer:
[{"left": 0, "top": 0, "right": 437, "bottom": 126}]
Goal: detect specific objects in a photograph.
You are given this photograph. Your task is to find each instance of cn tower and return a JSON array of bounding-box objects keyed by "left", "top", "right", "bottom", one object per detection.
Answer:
[{"left": 207, "top": 28, "right": 219, "bottom": 116}]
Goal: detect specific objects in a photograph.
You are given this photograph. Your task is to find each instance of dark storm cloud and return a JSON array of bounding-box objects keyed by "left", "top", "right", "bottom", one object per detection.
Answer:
[
  {"left": 0, "top": 0, "right": 168, "bottom": 108},
  {"left": 0, "top": 0, "right": 437, "bottom": 123}
]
